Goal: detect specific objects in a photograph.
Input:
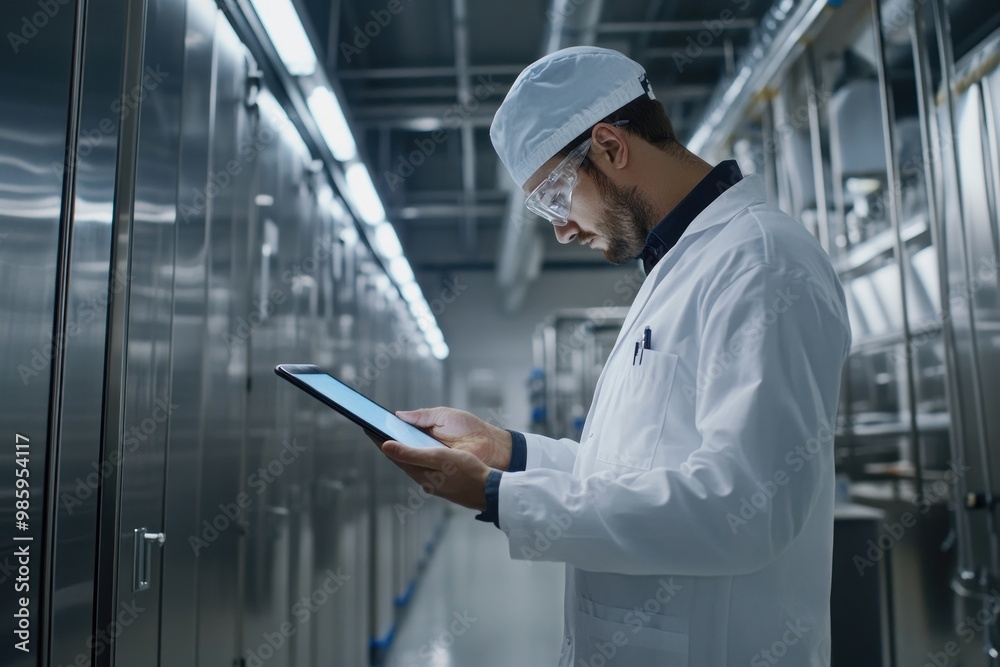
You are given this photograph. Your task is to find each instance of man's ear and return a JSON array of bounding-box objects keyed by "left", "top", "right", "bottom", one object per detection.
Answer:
[{"left": 591, "top": 123, "right": 629, "bottom": 171}]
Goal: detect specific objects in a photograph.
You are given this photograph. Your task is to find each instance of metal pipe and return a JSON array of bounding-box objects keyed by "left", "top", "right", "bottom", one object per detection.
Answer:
[
  {"left": 870, "top": 0, "right": 924, "bottom": 497},
  {"left": 634, "top": 0, "right": 668, "bottom": 59},
  {"left": 337, "top": 65, "right": 525, "bottom": 80},
  {"left": 804, "top": 47, "right": 831, "bottom": 254},
  {"left": 760, "top": 102, "right": 780, "bottom": 203},
  {"left": 391, "top": 204, "right": 507, "bottom": 219},
  {"left": 354, "top": 115, "right": 496, "bottom": 130},
  {"left": 932, "top": 0, "right": 1000, "bottom": 579},
  {"left": 349, "top": 102, "right": 500, "bottom": 125},
  {"left": 351, "top": 85, "right": 511, "bottom": 100},
  {"left": 451, "top": 0, "right": 477, "bottom": 251},
  {"left": 913, "top": 0, "right": 971, "bottom": 579},
  {"left": 544, "top": 325, "right": 558, "bottom": 435},
  {"left": 598, "top": 19, "right": 757, "bottom": 33},
  {"left": 546, "top": 0, "right": 604, "bottom": 52},
  {"left": 687, "top": 0, "right": 837, "bottom": 157}
]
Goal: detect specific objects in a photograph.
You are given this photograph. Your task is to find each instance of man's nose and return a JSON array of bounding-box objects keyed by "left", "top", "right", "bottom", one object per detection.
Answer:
[{"left": 554, "top": 221, "right": 579, "bottom": 244}]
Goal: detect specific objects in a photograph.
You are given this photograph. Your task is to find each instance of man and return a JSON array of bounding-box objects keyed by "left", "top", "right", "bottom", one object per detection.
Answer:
[{"left": 374, "top": 46, "right": 851, "bottom": 666}]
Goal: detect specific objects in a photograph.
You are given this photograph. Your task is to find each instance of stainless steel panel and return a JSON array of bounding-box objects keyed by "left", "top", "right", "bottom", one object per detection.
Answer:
[
  {"left": 0, "top": 0, "right": 449, "bottom": 662},
  {"left": 954, "top": 78, "right": 1000, "bottom": 576},
  {"left": 944, "top": 83, "right": 1000, "bottom": 583},
  {"left": 242, "top": 96, "right": 298, "bottom": 667},
  {"left": 192, "top": 16, "right": 255, "bottom": 666},
  {"left": 285, "top": 135, "right": 318, "bottom": 667},
  {"left": 0, "top": 0, "right": 77, "bottom": 665},
  {"left": 112, "top": 0, "right": 187, "bottom": 663},
  {"left": 47, "top": 0, "right": 129, "bottom": 663},
  {"left": 338, "top": 228, "right": 375, "bottom": 667},
  {"left": 307, "top": 204, "right": 343, "bottom": 667},
  {"left": 157, "top": 1, "right": 215, "bottom": 665}
]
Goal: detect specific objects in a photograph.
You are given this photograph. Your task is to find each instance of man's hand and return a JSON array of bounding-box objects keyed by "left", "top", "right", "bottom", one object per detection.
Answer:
[
  {"left": 375, "top": 439, "right": 493, "bottom": 511},
  {"left": 395, "top": 407, "right": 512, "bottom": 469}
]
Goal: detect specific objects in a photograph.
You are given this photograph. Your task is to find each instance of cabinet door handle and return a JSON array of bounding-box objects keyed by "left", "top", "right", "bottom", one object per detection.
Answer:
[{"left": 133, "top": 528, "right": 166, "bottom": 592}]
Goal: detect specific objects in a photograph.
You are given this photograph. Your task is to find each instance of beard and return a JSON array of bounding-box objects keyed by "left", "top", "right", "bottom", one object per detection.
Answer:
[{"left": 586, "top": 167, "right": 658, "bottom": 265}]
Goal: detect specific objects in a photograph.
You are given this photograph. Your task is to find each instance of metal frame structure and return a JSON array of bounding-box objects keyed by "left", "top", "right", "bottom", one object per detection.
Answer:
[{"left": 686, "top": 0, "right": 1000, "bottom": 662}]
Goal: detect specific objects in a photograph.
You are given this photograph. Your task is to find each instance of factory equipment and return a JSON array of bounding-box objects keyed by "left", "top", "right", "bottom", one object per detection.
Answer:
[
  {"left": 689, "top": 0, "right": 1000, "bottom": 663},
  {"left": 530, "top": 308, "right": 630, "bottom": 439}
]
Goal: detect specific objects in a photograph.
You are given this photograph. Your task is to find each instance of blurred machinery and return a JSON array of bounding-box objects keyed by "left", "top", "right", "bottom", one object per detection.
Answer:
[{"left": 530, "top": 309, "right": 630, "bottom": 440}]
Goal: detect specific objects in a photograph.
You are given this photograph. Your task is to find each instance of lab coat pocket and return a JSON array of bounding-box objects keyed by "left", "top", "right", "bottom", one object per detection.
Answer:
[
  {"left": 576, "top": 597, "right": 689, "bottom": 664},
  {"left": 595, "top": 349, "right": 679, "bottom": 471}
]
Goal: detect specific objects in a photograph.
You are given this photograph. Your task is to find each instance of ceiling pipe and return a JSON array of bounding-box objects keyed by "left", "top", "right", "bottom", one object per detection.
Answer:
[
  {"left": 494, "top": 0, "right": 605, "bottom": 313},
  {"left": 686, "top": 0, "right": 844, "bottom": 158}
]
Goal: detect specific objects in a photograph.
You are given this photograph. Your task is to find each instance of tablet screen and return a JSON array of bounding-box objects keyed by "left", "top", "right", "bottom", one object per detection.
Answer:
[{"left": 293, "top": 371, "right": 445, "bottom": 450}]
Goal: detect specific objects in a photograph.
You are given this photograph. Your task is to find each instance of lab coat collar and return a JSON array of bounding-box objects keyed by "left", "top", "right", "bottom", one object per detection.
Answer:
[
  {"left": 674, "top": 172, "right": 767, "bottom": 248},
  {"left": 609, "top": 174, "right": 768, "bottom": 360},
  {"left": 640, "top": 160, "right": 743, "bottom": 274}
]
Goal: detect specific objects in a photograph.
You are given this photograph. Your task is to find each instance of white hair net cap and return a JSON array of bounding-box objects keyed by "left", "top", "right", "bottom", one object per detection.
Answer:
[{"left": 490, "top": 46, "right": 655, "bottom": 189}]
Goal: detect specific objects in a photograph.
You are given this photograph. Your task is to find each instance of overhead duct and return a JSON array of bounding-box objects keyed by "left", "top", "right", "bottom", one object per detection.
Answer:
[
  {"left": 494, "top": 0, "right": 605, "bottom": 313},
  {"left": 545, "top": 0, "right": 606, "bottom": 52},
  {"left": 496, "top": 173, "right": 544, "bottom": 313},
  {"left": 687, "top": 0, "right": 844, "bottom": 159}
]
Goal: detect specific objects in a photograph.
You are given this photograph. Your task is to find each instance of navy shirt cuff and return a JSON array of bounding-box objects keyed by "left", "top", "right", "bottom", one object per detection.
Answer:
[
  {"left": 507, "top": 430, "right": 527, "bottom": 472},
  {"left": 474, "top": 470, "right": 503, "bottom": 528}
]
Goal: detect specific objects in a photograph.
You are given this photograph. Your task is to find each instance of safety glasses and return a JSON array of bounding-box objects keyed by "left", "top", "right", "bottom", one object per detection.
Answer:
[{"left": 524, "top": 120, "right": 629, "bottom": 226}]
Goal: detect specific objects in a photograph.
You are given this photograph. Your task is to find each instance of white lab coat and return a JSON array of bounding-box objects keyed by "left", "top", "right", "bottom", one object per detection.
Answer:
[{"left": 498, "top": 175, "right": 851, "bottom": 666}]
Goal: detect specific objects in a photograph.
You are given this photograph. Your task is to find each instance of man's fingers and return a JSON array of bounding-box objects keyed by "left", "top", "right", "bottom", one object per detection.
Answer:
[
  {"left": 395, "top": 461, "right": 438, "bottom": 486},
  {"left": 395, "top": 407, "right": 445, "bottom": 428},
  {"left": 381, "top": 440, "right": 442, "bottom": 469}
]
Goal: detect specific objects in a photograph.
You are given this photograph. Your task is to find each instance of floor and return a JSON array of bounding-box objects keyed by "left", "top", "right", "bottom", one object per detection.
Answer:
[{"left": 383, "top": 509, "right": 565, "bottom": 667}]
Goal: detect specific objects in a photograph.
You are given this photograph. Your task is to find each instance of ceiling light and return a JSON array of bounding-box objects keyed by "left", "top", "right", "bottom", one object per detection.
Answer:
[
  {"left": 373, "top": 222, "right": 403, "bottom": 259},
  {"left": 340, "top": 226, "right": 358, "bottom": 245},
  {"left": 400, "top": 282, "right": 422, "bottom": 303},
  {"left": 409, "top": 300, "right": 433, "bottom": 328},
  {"left": 248, "top": 0, "right": 318, "bottom": 75},
  {"left": 388, "top": 256, "right": 414, "bottom": 285},
  {"left": 431, "top": 342, "right": 450, "bottom": 360},
  {"left": 307, "top": 86, "right": 358, "bottom": 162},
  {"left": 344, "top": 162, "right": 385, "bottom": 224}
]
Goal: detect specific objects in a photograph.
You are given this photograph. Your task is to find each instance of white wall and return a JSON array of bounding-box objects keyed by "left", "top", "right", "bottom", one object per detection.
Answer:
[{"left": 425, "top": 265, "right": 644, "bottom": 432}]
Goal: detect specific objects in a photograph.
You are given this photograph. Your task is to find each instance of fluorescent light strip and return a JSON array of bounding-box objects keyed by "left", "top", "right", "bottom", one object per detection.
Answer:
[
  {"left": 249, "top": 0, "right": 318, "bottom": 75},
  {"left": 344, "top": 162, "right": 385, "bottom": 224},
  {"left": 234, "top": 4, "right": 448, "bottom": 359},
  {"left": 307, "top": 86, "right": 358, "bottom": 162},
  {"left": 404, "top": 297, "right": 446, "bottom": 357},
  {"left": 374, "top": 222, "right": 403, "bottom": 259},
  {"left": 255, "top": 89, "right": 310, "bottom": 159},
  {"left": 388, "top": 256, "right": 415, "bottom": 285},
  {"left": 400, "top": 282, "right": 422, "bottom": 304}
]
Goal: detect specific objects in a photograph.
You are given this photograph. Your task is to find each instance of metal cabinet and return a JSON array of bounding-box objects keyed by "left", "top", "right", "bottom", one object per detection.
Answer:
[{"left": 0, "top": 0, "right": 448, "bottom": 665}]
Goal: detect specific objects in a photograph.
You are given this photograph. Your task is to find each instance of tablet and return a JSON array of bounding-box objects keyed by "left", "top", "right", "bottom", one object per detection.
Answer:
[{"left": 274, "top": 364, "right": 446, "bottom": 450}]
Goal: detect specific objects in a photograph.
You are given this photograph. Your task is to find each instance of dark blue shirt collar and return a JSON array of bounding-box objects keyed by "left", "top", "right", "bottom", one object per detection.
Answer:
[{"left": 640, "top": 159, "right": 743, "bottom": 274}]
